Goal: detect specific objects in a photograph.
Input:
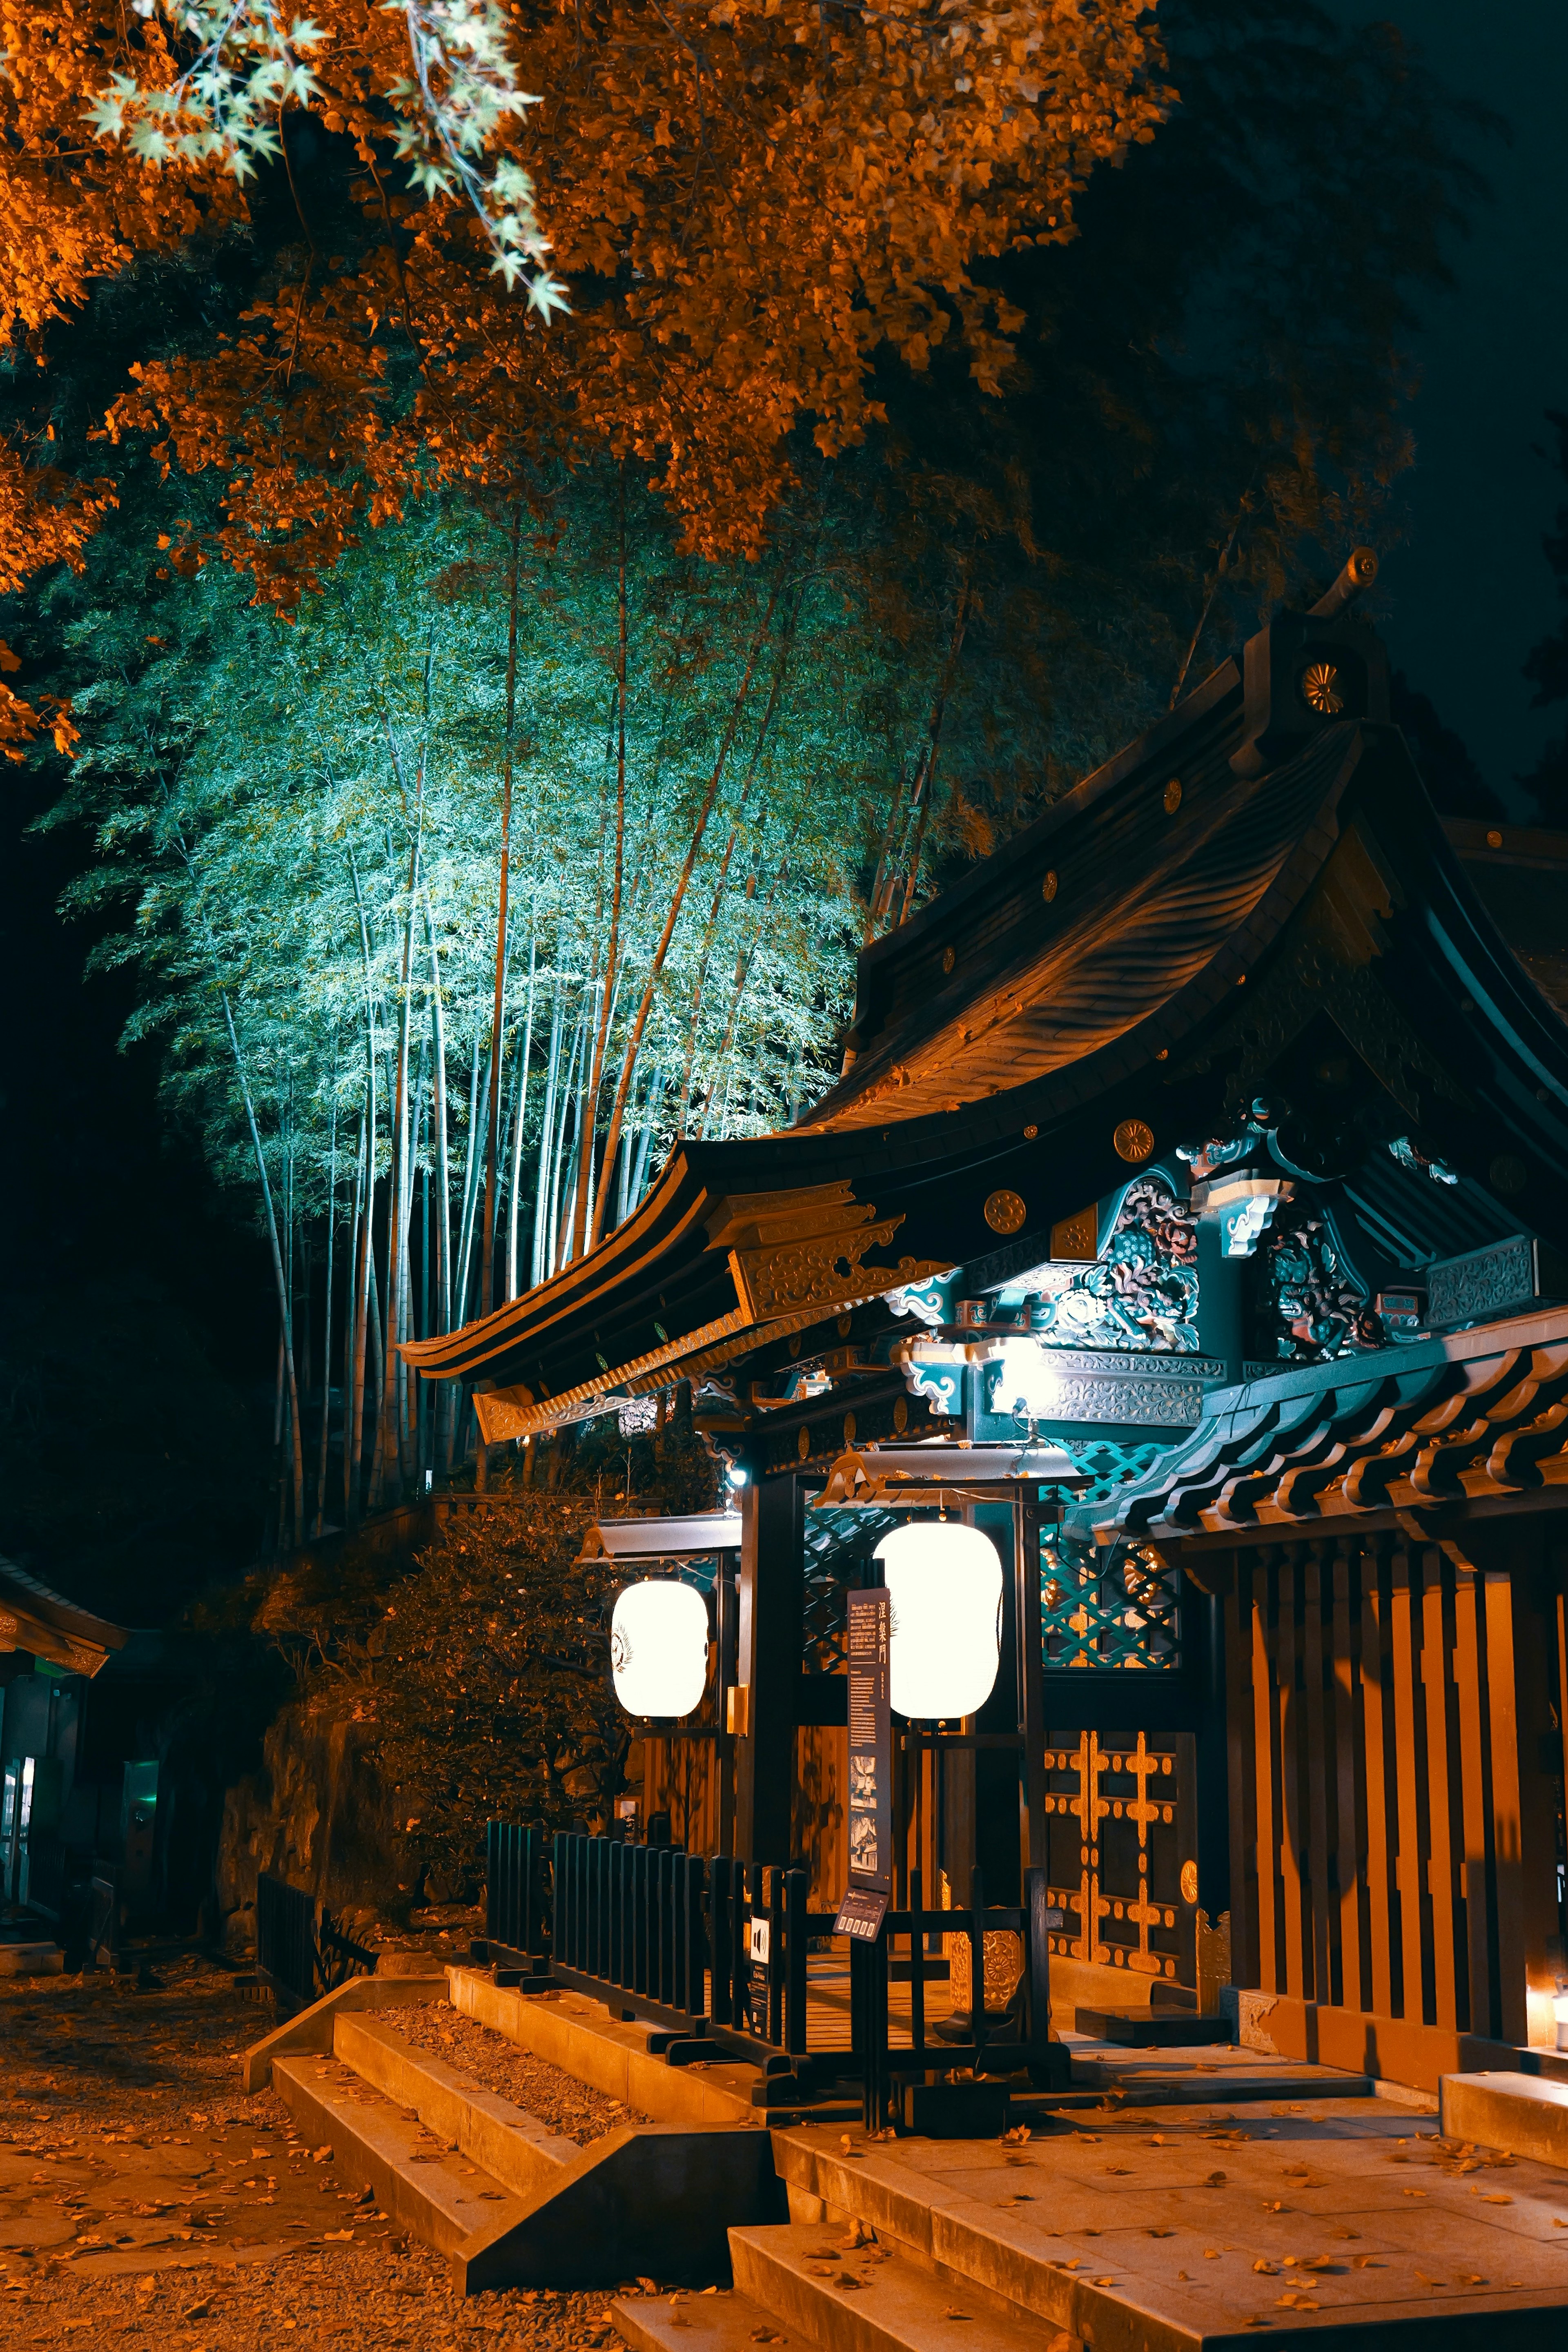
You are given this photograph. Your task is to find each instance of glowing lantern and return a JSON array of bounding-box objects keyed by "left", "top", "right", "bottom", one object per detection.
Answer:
[
  {"left": 610, "top": 1580, "right": 710, "bottom": 1719},
  {"left": 993, "top": 1338, "right": 1060, "bottom": 1424},
  {"left": 875, "top": 1521, "right": 1003, "bottom": 1719}
]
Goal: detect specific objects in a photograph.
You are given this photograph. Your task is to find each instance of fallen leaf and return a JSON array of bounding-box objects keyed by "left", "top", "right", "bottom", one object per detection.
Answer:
[
  {"left": 1253, "top": 2259, "right": 1277, "bottom": 2275},
  {"left": 1277, "top": 2293, "right": 1320, "bottom": 2312},
  {"left": 1479, "top": 2194, "right": 1513, "bottom": 2206},
  {"left": 323, "top": 2228, "right": 354, "bottom": 2241},
  {"left": 944, "top": 2307, "right": 973, "bottom": 2321}
]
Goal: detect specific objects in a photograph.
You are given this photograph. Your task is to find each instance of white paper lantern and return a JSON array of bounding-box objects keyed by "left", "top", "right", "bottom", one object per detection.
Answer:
[
  {"left": 876, "top": 1521, "right": 1003, "bottom": 1720},
  {"left": 610, "top": 1579, "right": 710, "bottom": 1719}
]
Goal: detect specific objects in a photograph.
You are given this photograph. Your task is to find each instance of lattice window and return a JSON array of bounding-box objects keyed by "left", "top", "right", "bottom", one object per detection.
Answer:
[
  {"left": 800, "top": 1506, "right": 898, "bottom": 1674},
  {"left": 1040, "top": 1536, "right": 1180, "bottom": 1670},
  {"left": 1059, "top": 1437, "right": 1170, "bottom": 1504}
]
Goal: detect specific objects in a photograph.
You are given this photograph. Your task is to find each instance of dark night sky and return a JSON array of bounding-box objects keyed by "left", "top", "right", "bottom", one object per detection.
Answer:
[{"left": 1335, "top": 0, "right": 1568, "bottom": 811}]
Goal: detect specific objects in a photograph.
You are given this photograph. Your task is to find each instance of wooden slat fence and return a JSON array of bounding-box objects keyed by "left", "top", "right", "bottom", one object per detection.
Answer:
[{"left": 1223, "top": 1531, "right": 1561, "bottom": 2050}]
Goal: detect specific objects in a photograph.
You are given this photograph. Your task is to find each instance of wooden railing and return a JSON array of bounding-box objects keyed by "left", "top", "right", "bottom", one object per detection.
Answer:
[
  {"left": 256, "top": 1870, "right": 378, "bottom": 2014},
  {"left": 480, "top": 1823, "right": 1066, "bottom": 2117}
]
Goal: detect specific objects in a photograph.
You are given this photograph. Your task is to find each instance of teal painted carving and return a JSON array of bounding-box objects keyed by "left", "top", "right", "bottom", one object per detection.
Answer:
[
  {"left": 903, "top": 1357, "right": 964, "bottom": 1416},
  {"left": 1263, "top": 1203, "right": 1383, "bottom": 1362},
  {"left": 1027, "top": 1177, "right": 1199, "bottom": 1352}
]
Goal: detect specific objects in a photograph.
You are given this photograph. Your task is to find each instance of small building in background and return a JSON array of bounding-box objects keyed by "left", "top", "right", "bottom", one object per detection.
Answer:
[{"left": 0, "top": 1555, "right": 164, "bottom": 1967}]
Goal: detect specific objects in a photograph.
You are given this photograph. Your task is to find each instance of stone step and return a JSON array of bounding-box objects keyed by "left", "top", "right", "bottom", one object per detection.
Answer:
[
  {"left": 332, "top": 2010, "right": 581, "bottom": 2202},
  {"left": 1441, "top": 2070, "right": 1568, "bottom": 2172},
  {"left": 239, "top": 1960, "right": 452, "bottom": 2091},
  {"left": 729, "top": 2223, "right": 1074, "bottom": 2352},
  {"left": 271, "top": 2047, "right": 526, "bottom": 2262},
  {"left": 447, "top": 1963, "right": 762, "bottom": 2126},
  {"left": 1068, "top": 2050, "right": 1373, "bottom": 2103},
  {"left": 612, "top": 2286, "right": 806, "bottom": 2352},
  {"left": 271, "top": 2007, "right": 785, "bottom": 2295},
  {"left": 1074, "top": 2010, "right": 1232, "bottom": 2048},
  {"left": 0, "top": 1939, "right": 63, "bottom": 1976}
]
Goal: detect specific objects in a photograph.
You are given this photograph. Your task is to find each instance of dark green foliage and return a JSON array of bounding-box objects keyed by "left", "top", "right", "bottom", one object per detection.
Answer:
[
  {"left": 247, "top": 1408, "right": 715, "bottom": 1905},
  {"left": 362, "top": 1497, "right": 621, "bottom": 1902}
]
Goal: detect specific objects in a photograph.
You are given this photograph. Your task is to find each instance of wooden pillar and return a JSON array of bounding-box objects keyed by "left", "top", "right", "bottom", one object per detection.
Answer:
[{"left": 735, "top": 1473, "right": 804, "bottom": 1864}]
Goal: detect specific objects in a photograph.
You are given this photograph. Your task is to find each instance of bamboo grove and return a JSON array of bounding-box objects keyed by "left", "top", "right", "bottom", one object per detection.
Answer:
[{"left": 38, "top": 465, "right": 1062, "bottom": 1544}]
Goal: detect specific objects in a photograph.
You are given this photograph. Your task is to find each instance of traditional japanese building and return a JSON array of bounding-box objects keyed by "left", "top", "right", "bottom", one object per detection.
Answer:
[{"left": 405, "top": 552, "right": 1568, "bottom": 2090}]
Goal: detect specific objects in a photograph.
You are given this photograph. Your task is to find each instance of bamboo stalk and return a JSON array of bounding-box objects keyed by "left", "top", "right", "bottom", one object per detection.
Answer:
[
  {"left": 506, "top": 932, "right": 537, "bottom": 1299},
  {"left": 222, "top": 992, "right": 305, "bottom": 1546},
  {"left": 315, "top": 1078, "right": 338, "bottom": 1537},
  {"left": 531, "top": 980, "right": 565, "bottom": 1288},
  {"left": 481, "top": 501, "right": 525, "bottom": 1321},
  {"left": 589, "top": 584, "right": 781, "bottom": 1248}
]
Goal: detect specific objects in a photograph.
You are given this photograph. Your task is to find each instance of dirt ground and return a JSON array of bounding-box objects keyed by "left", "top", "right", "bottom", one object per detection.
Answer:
[{"left": 0, "top": 1955, "right": 657, "bottom": 2350}]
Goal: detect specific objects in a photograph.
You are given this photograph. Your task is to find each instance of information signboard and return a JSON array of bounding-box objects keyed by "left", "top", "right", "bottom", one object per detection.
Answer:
[{"left": 835, "top": 1588, "right": 892, "bottom": 1941}]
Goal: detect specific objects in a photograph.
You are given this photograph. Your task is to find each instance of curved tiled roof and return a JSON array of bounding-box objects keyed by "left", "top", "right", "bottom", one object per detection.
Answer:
[
  {"left": 1079, "top": 1304, "right": 1568, "bottom": 1551},
  {"left": 403, "top": 632, "right": 1568, "bottom": 1431}
]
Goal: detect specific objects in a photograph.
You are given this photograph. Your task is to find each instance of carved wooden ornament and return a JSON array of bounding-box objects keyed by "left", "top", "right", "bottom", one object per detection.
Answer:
[
  {"left": 984, "top": 1188, "right": 1028, "bottom": 1235},
  {"left": 1114, "top": 1119, "right": 1155, "bottom": 1164}
]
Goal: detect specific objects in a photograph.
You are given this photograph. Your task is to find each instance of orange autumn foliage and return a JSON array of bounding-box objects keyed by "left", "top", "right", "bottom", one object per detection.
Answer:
[{"left": 2, "top": 0, "right": 1167, "bottom": 630}]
